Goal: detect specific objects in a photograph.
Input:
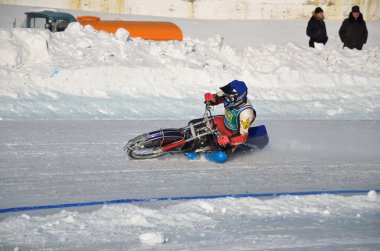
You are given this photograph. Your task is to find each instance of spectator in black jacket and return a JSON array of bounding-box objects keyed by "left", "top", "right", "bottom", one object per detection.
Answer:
[
  {"left": 339, "top": 6, "right": 368, "bottom": 50},
  {"left": 306, "top": 7, "right": 328, "bottom": 48}
]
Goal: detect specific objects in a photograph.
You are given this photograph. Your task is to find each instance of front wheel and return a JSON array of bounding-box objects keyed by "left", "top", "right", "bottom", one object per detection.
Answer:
[
  {"left": 125, "top": 133, "right": 167, "bottom": 159},
  {"left": 129, "top": 146, "right": 166, "bottom": 159}
]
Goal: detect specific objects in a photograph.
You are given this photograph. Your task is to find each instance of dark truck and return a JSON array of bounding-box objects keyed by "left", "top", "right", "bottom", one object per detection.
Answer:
[{"left": 25, "top": 11, "right": 75, "bottom": 32}]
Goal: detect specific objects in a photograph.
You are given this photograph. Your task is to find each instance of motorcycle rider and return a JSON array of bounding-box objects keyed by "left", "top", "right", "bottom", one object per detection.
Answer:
[{"left": 186, "top": 80, "right": 256, "bottom": 163}]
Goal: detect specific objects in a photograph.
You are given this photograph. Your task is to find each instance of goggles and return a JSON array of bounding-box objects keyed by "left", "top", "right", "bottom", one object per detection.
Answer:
[{"left": 222, "top": 93, "right": 238, "bottom": 103}]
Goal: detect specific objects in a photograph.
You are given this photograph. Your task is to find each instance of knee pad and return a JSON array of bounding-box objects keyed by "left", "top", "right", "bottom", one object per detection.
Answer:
[
  {"left": 184, "top": 152, "right": 200, "bottom": 160},
  {"left": 204, "top": 151, "right": 228, "bottom": 163}
]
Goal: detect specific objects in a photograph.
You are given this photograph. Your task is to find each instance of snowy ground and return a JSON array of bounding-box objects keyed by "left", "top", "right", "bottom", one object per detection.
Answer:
[
  {"left": 1, "top": 120, "right": 380, "bottom": 250},
  {"left": 0, "top": 4, "right": 380, "bottom": 251}
]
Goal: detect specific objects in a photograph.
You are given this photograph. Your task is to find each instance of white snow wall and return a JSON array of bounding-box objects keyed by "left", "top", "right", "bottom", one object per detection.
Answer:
[{"left": 1, "top": 0, "right": 380, "bottom": 20}]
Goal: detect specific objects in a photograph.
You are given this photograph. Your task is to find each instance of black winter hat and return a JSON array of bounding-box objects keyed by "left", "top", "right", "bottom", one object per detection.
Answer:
[
  {"left": 352, "top": 5, "right": 360, "bottom": 13},
  {"left": 315, "top": 7, "right": 323, "bottom": 14}
]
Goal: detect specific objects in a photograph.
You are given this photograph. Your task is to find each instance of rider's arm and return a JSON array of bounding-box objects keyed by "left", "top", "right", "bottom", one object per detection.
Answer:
[
  {"left": 204, "top": 91, "right": 225, "bottom": 105},
  {"left": 229, "top": 133, "right": 248, "bottom": 146},
  {"left": 214, "top": 91, "right": 225, "bottom": 104}
]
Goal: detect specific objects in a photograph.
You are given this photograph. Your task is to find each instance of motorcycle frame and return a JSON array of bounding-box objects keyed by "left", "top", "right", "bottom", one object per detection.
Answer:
[
  {"left": 124, "top": 103, "right": 220, "bottom": 157},
  {"left": 161, "top": 103, "right": 219, "bottom": 152}
]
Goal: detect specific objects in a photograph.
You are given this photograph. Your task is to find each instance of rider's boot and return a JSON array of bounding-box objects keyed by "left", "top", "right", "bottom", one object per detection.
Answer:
[
  {"left": 184, "top": 152, "right": 200, "bottom": 160},
  {"left": 204, "top": 151, "right": 228, "bottom": 163}
]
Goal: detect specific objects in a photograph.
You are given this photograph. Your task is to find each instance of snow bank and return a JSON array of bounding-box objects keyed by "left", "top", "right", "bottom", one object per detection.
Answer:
[
  {"left": 0, "top": 21, "right": 379, "bottom": 120},
  {"left": 1, "top": 194, "right": 379, "bottom": 249},
  {"left": 0, "top": 28, "right": 49, "bottom": 67}
]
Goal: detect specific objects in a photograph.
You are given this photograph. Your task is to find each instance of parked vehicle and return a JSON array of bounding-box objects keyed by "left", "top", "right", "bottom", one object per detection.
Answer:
[{"left": 24, "top": 10, "right": 183, "bottom": 41}]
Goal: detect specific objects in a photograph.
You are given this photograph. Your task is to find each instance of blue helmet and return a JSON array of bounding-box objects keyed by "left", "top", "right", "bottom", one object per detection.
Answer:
[{"left": 220, "top": 80, "right": 248, "bottom": 108}]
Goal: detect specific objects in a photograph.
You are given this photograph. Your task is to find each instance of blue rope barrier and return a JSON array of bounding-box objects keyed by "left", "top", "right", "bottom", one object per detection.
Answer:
[{"left": 1, "top": 189, "right": 379, "bottom": 214}]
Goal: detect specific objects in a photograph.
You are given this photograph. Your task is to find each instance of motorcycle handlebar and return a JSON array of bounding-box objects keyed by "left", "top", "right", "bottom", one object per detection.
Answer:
[{"left": 204, "top": 101, "right": 212, "bottom": 110}]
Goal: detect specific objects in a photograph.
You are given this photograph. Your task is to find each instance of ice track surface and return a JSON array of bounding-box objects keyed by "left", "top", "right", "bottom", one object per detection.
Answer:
[{"left": 1, "top": 120, "right": 379, "bottom": 210}]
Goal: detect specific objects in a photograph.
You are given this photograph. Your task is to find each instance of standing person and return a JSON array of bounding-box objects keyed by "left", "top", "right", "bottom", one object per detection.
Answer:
[
  {"left": 306, "top": 7, "right": 328, "bottom": 48},
  {"left": 339, "top": 5, "right": 368, "bottom": 50}
]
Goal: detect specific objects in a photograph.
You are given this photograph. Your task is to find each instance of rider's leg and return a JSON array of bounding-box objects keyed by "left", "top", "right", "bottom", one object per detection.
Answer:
[
  {"left": 212, "top": 116, "right": 233, "bottom": 136},
  {"left": 204, "top": 116, "right": 231, "bottom": 163}
]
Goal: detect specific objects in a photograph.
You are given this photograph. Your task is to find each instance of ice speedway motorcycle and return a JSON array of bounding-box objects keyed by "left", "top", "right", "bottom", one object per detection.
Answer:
[{"left": 124, "top": 102, "right": 269, "bottom": 162}]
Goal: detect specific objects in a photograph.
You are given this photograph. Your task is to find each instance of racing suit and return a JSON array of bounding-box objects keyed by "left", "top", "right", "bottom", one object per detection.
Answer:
[{"left": 210, "top": 91, "right": 256, "bottom": 153}]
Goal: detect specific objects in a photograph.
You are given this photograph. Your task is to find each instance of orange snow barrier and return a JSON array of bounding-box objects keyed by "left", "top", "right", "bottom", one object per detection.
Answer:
[{"left": 77, "top": 16, "right": 183, "bottom": 41}]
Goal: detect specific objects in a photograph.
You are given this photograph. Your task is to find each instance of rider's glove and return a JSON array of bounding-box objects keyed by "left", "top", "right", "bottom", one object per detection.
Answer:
[
  {"left": 204, "top": 93, "right": 216, "bottom": 103},
  {"left": 217, "top": 135, "right": 230, "bottom": 146}
]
